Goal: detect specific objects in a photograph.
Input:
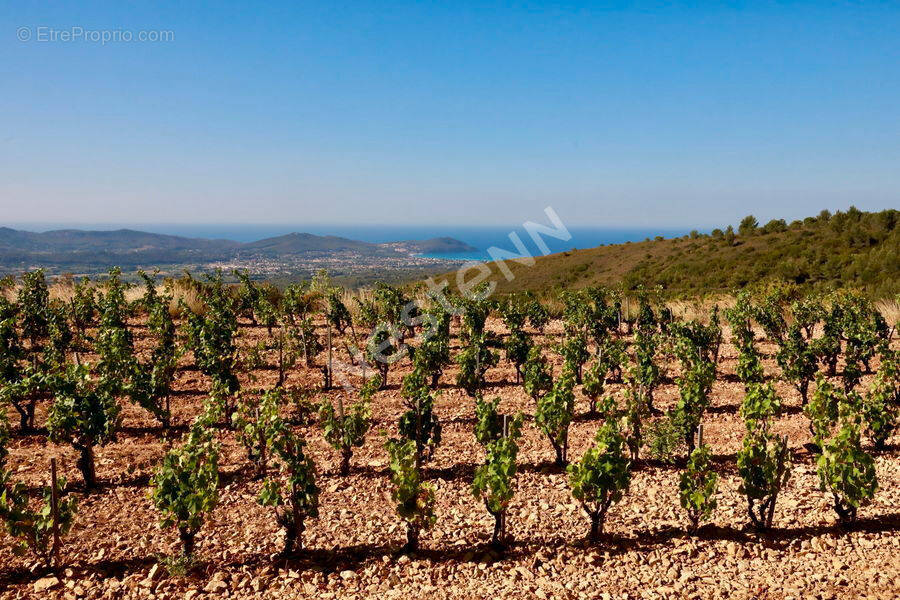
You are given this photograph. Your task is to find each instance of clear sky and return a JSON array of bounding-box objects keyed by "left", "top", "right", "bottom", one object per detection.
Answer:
[{"left": 3, "top": 2, "right": 899, "bottom": 228}]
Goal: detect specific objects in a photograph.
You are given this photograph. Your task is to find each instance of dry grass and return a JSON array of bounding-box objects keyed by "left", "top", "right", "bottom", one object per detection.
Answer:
[{"left": 876, "top": 298, "right": 900, "bottom": 328}]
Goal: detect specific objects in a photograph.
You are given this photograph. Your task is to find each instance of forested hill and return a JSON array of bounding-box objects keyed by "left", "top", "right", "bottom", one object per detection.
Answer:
[{"left": 487, "top": 208, "right": 899, "bottom": 298}]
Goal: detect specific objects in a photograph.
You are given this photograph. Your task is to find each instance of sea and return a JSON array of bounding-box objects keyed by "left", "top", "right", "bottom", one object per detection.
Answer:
[{"left": 8, "top": 223, "right": 694, "bottom": 261}]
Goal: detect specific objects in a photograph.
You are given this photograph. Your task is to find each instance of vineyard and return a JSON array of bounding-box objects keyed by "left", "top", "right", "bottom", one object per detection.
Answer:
[{"left": 0, "top": 269, "right": 899, "bottom": 599}]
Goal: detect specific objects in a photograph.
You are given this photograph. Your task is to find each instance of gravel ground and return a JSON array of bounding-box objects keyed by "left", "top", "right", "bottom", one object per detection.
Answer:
[{"left": 1, "top": 317, "right": 898, "bottom": 599}]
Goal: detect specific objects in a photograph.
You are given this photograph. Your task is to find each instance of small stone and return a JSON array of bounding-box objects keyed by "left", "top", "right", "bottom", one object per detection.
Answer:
[{"left": 34, "top": 577, "right": 61, "bottom": 593}]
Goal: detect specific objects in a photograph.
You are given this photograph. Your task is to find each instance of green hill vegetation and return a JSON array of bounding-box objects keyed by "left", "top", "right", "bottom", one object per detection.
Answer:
[{"left": 480, "top": 207, "right": 898, "bottom": 298}]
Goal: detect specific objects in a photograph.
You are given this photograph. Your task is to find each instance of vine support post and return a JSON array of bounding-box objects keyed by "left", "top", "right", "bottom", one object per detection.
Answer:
[
  {"left": 696, "top": 423, "right": 704, "bottom": 450},
  {"left": 324, "top": 323, "right": 333, "bottom": 390},
  {"left": 500, "top": 414, "right": 509, "bottom": 544},
  {"left": 277, "top": 325, "right": 285, "bottom": 388},
  {"left": 50, "top": 458, "right": 60, "bottom": 569}
]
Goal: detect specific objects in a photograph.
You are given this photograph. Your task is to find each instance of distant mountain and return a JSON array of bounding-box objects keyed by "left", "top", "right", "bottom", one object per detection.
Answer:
[{"left": 0, "top": 226, "right": 477, "bottom": 273}]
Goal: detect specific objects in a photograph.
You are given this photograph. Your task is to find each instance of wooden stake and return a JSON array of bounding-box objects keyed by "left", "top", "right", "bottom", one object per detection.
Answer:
[
  {"left": 50, "top": 458, "right": 60, "bottom": 569},
  {"left": 696, "top": 423, "right": 704, "bottom": 449},
  {"left": 326, "top": 323, "right": 333, "bottom": 390}
]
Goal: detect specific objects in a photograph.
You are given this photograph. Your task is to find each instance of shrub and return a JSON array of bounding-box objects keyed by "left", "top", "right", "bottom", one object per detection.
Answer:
[
  {"left": 412, "top": 312, "right": 451, "bottom": 387},
  {"left": 623, "top": 369, "right": 650, "bottom": 461},
  {"left": 456, "top": 333, "right": 499, "bottom": 397},
  {"left": 736, "top": 429, "right": 791, "bottom": 530},
  {"left": 679, "top": 445, "right": 718, "bottom": 533},
  {"left": 535, "top": 368, "right": 576, "bottom": 466},
  {"left": 671, "top": 360, "right": 715, "bottom": 454},
  {"left": 325, "top": 288, "right": 352, "bottom": 334},
  {"left": 817, "top": 420, "right": 877, "bottom": 524},
  {"left": 504, "top": 329, "right": 532, "bottom": 384},
  {"left": 472, "top": 414, "right": 524, "bottom": 548},
  {"left": 737, "top": 383, "right": 790, "bottom": 530},
  {"left": 645, "top": 416, "right": 684, "bottom": 464},
  {"left": 128, "top": 286, "right": 178, "bottom": 428},
  {"left": 633, "top": 330, "right": 660, "bottom": 411},
  {"left": 182, "top": 272, "right": 240, "bottom": 401},
  {"left": 47, "top": 364, "right": 121, "bottom": 490},
  {"left": 522, "top": 346, "right": 552, "bottom": 402},
  {"left": 17, "top": 269, "right": 50, "bottom": 349},
  {"left": 473, "top": 395, "right": 503, "bottom": 447},
  {"left": 69, "top": 276, "right": 96, "bottom": 344},
  {"left": 399, "top": 368, "right": 442, "bottom": 462},
  {"left": 776, "top": 325, "right": 818, "bottom": 404},
  {"left": 233, "top": 388, "right": 283, "bottom": 477},
  {"left": 259, "top": 425, "right": 319, "bottom": 555},
  {"left": 319, "top": 391, "right": 372, "bottom": 476},
  {"left": 582, "top": 358, "right": 606, "bottom": 416},
  {"left": 567, "top": 421, "right": 631, "bottom": 542},
  {"left": 366, "top": 327, "right": 403, "bottom": 388},
  {"left": 0, "top": 465, "right": 77, "bottom": 569},
  {"left": 385, "top": 438, "right": 436, "bottom": 553},
  {"left": 94, "top": 267, "right": 135, "bottom": 397},
  {"left": 150, "top": 421, "right": 219, "bottom": 559},
  {"left": 43, "top": 303, "right": 73, "bottom": 369},
  {"left": 556, "top": 332, "right": 589, "bottom": 384},
  {"left": 863, "top": 349, "right": 898, "bottom": 449},
  {"left": 234, "top": 270, "right": 262, "bottom": 325}
]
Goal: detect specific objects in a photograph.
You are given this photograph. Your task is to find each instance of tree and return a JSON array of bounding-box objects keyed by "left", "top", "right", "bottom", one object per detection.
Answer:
[
  {"left": 47, "top": 364, "right": 121, "bottom": 490},
  {"left": 150, "top": 421, "right": 219, "bottom": 559},
  {"left": 385, "top": 438, "right": 436, "bottom": 553},
  {"left": 535, "top": 368, "right": 576, "bottom": 466},
  {"left": 258, "top": 424, "right": 319, "bottom": 555},
  {"left": 738, "top": 215, "right": 759, "bottom": 236},
  {"left": 678, "top": 445, "right": 718, "bottom": 533},
  {"left": 472, "top": 413, "right": 524, "bottom": 548},
  {"left": 567, "top": 421, "right": 631, "bottom": 542}
]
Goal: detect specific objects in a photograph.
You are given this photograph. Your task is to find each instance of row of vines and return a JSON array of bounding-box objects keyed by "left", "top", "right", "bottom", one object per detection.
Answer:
[{"left": 0, "top": 269, "right": 897, "bottom": 572}]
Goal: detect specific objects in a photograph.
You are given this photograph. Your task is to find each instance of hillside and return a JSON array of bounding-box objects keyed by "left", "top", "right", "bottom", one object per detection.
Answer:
[
  {"left": 482, "top": 208, "right": 899, "bottom": 297},
  {"left": 0, "top": 227, "right": 475, "bottom": 275}
]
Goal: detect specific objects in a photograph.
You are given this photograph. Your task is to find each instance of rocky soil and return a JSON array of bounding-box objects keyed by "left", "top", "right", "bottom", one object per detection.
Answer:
[{"left": 1, "top": 317, "right": 899, "bottom": 599}]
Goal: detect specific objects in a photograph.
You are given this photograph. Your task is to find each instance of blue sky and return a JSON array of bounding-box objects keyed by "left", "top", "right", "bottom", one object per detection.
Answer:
[{"left": 3, "top": 2, "right": 899, "bottom": 227}]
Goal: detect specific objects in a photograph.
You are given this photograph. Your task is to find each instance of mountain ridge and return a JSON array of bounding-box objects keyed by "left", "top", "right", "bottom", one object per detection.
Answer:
[{"left": 0, "top": 227, "right": 477, "bottom": 273}]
